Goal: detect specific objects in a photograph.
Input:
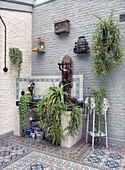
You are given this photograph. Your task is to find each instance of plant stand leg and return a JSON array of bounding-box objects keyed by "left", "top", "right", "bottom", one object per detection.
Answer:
[
  {"left": 98, "top": 121, "right": 101, "bottom": 144},
  {"left": 105, "top": 111, "right": 108, "bottom": 148},
  {"left": 92, "top": 109, "right": 95, "bottom": 149},
  {"left": 86, "top": 113, "right": 89, "bottom": 143}
]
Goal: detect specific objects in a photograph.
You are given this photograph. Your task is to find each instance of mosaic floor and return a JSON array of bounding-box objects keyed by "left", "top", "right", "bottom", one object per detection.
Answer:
[{"left": 0, "top": 135, "right": 125, "bottom": 169}]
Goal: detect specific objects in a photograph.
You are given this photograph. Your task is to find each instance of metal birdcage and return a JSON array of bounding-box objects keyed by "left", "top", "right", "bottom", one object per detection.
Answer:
[{"left": 74, "top": 36, "right": 90, "bottom": 53}]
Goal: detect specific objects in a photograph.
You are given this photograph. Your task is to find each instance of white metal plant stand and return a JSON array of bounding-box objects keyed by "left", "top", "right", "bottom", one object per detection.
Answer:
[{"left": 85, "top": 98, "right": 109, "bottom": 149}]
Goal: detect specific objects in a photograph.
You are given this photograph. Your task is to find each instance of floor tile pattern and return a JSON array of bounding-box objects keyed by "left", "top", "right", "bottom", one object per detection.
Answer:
[
  {"left": 4, "top": 151, "right": 96, "bottom": 170},
  {"left": 0, "top": 135, "right": 91, "bottom": 163},
  {"left": 0, "top": 135, "right": 125, "bottom": 170},
  {"left": 0, "top": 142, "right": 31, "bottom": 169},
  {"left": 82, "top": 149, "right": 125, "bottom": 170}
]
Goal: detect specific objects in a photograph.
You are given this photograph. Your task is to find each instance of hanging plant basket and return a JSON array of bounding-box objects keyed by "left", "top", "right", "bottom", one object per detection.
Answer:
[
  {"left": 9, "top": 47, "right": 23, "bottom": 77},
  {"left": 90, "top": 9, "right": 124, "bottom": 78}
]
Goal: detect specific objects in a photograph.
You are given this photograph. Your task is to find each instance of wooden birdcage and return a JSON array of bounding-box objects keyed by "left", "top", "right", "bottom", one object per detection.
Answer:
[
  {"left": 54, "top": 19, "right": 70, "bottom": 35},
  {"left": 32, "top": 37, "right": 45, "bottom": 52}
]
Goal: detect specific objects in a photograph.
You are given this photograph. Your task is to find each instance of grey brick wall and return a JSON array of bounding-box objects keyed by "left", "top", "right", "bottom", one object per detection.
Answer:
[{"left": 32, "top": 0, "right": 125, "bottom": 145}]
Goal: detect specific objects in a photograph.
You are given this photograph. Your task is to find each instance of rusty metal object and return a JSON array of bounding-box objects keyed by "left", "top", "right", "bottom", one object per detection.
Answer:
[
  {"left": 0, "top": 16, "right": 8, "bottom": 72},
  {"left": 58, "top": 55, "right": 72, "bottom": 100}
]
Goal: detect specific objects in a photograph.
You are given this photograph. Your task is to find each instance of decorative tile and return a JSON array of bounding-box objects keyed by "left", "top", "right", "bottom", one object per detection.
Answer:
[
  {"left": 0, "top": 140, "right": 31, "bottom": 169},
  {"left": 1, "top": 135, "right": 125, "bottom": 170},
  {"left": 109, "top": 153, "right": 123, "bottom": 159},
  {"left": 94, "top": 150, "right": 105, "bottom": 156},
  {"left": 105, "top": 160, "right": 119, "bottom": 168},
  {"left": 82, "top": 149, "right": 125, "bottom": 170},
  {"left": 4, "top": 151, "right": 95, "bottom": 170},
  {"left": 15, "top": 75, "right": 83, "bottom": 101}
]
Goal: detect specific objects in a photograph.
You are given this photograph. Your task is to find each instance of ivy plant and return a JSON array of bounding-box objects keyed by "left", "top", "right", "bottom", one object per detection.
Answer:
[
  {"left": 9, "top": 47, "right": 23, "bottom": 77},
  {"left": 91, "top": 9, "right": 124, "bottom": 78},
  {"left": 36, "top": 82, "right": 83, "bottom": 145},
  {"left": 19, "top": 93, "right": 32, "bottom": 137}
]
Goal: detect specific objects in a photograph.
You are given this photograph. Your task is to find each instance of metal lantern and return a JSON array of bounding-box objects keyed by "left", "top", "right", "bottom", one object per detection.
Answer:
[{"left": 74, "top": 36, "right": 90, "bottom": 53}]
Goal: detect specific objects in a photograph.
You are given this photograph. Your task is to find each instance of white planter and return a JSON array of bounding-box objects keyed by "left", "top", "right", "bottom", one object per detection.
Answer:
[{"left": 61, "top": 111, "right": 83, "bottom": 148}]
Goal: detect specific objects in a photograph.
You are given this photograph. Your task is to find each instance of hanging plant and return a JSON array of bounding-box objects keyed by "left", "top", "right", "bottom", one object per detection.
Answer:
[
  {"left": 9, "top": 47, "right": 23, "bottom": 77},
  {"left": 36, "top": 82, "right": 83, "bottom": 145},
  {"left": 91, "top": 9, "right": 124, "bottom": 78},
  {"left": 19, "top": 93, "right": 32, "bottom": 137}
]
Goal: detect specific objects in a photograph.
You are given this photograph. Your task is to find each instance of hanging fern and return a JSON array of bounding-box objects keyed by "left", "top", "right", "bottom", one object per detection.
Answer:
[{"left": 91, "top": 9, "right": 124, "bottom": 78}]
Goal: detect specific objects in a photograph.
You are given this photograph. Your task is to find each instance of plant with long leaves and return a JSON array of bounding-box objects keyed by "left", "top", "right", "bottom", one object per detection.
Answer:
[
  {"left": 91, "top": 9, "right": 124, "bottom": 78},
  {"left": 65, "top": 104, "right": 82, "bottom": 137},
  {"left": 36, "top": 82, "right": 83, "bottom": 145}
]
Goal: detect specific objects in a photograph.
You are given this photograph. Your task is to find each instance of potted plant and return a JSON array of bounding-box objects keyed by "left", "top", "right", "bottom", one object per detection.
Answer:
[
  {"left": 87, "top": 88, "right": 108, "bottom": 136},
  {"left": 36, "top": 83, "right": 83, "bottom": 145},
  {"left": 9, "top": 47, "right": 23, "bottom": 77},
  {"left": 90, "top": 9, "right": 124, "bottom": 78},
  {"left": 19, "top": 92, "right": 32, "bottom": 137}
]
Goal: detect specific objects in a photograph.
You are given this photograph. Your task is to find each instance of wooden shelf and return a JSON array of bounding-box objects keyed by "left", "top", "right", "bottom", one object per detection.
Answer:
[
  {"left": 73, "top": 48, "right": 89, "bottom": 53},
  {"left": 32, "top": 48, "right": 45, "bottom": 53},
  {"left": 90, "top": 131, "right": 106, "bottom": 137}
]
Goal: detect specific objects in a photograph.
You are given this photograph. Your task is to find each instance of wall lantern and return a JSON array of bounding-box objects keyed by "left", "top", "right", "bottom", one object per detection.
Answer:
[
  {"left": 54, "top": 19, "right": 70, "bottom": 35},
  {"left": 32, "top": 37, "right": 45, "bottom": 53},
  {"left": 73, "top": 36, "right": 90, "bottom": 53}
]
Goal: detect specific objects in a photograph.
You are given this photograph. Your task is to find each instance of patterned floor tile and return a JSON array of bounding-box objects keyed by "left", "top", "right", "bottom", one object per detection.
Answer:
[
  {"left": 0, "top": 135, "right": 125, "bottom": 170},
  {"left": 0, "top": 140, "right": 31, "bottom": 169},
  {"left": 0, "top": 135, "right": 90, "bottom": 163},
  {"left": 82, "top": 149, "right": 125, "bottom": 170},
  {"left": 4, "top": 151, "right": 96, "bottom": 170}
]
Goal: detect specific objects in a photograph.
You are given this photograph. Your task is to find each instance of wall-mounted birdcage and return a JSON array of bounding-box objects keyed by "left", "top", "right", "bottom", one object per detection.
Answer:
[
  {"left": 32, "top": 37, "right": 45, "bottom": 53},
  {"left": 54, "top": 19, "right": 70, "bottom": 35},
  {"left": 73, "top": 36, "right": 90, "bottom": 53}
]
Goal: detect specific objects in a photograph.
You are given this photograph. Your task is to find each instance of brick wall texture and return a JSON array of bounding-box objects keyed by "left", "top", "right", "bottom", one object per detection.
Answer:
[
  {"left": 0, "top": 9, "right": 32, "bottom": 136},
  {"left": 32, "top": 0, "right": 125, "bottom": 145}
]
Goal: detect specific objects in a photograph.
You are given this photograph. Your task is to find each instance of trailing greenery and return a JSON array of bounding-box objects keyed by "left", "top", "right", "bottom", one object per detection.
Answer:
[
  {"left": 91, "top": 9, "right": 124, "bottom": 78},
  {"left": 36, "top": 82, "right": 83, "bottom": 145},
  {"left": 88, "top": 88, "right": 107, "bottom": 134},
  {"left": 9, "top": 47, "right": 23, "bottom": 77},
  {"left": 65, "top": 104, "right": 83, "bottom": 137},
  {"left": 19, "top": 93, "right": 32, "bottom": 137}
]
